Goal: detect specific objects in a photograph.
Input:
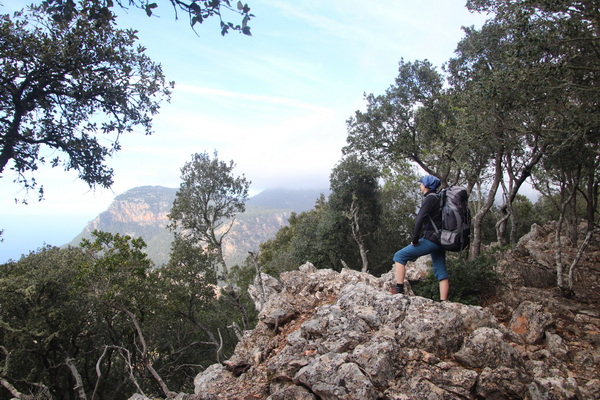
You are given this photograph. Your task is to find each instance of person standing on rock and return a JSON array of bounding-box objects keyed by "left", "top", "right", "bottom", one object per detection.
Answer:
[{"left": 392, "top": 175, "right": 449, "bottom": 301}]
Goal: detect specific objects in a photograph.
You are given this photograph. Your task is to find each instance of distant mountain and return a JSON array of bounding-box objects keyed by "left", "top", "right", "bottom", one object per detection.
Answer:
[{"left": 67, "top": 186, "right": 328, "bottom": 266}]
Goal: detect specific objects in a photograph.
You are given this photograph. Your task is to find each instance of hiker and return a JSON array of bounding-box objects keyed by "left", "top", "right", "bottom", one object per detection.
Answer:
[{"left": 392, "top": 175, "right": 449, "bottom": 301}]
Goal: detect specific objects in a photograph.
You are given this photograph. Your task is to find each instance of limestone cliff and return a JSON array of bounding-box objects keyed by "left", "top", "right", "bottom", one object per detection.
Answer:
[{"left": 68, "top": 186, "right": 325, "bottom": 266}]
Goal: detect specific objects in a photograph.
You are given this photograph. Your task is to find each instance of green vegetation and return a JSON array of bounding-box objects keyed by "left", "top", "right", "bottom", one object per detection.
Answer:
[
  {"left": 168, "top": 150, "right": 251, "bottom": 282},
  {"left": 0, "top": 3, "right": 172, "bottom": 202},
  {"left": 411, "top": 253, "right": 501, "bottom": 305},
  {"left": 0, "top": 232, "right": 248, "bottom": 399}
]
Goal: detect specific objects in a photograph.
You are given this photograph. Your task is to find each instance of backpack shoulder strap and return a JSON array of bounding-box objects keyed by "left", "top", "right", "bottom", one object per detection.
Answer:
[
  {"left": 428, "top": 214, "right": 441, "bottom": 235},
  {"left": 426, "top": 191, "right": 442, "bottom": 234}
]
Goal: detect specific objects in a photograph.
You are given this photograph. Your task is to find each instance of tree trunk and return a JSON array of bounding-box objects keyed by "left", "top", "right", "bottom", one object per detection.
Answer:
[
  {"left": 555, "top": 183, "right": 576, "bottom": 293},
  {"left": 496, "top": 141, "right": 546, "bottom": 245},
  {"left": 495, "top": 181, "right": 510, "bottom": 247},
  {"left": 111, "top": 303, "right": 176, "bottom": 399},
  {"left": 568, "top": 228, "right": 598, "bottom": 292},
  {"left": 470, "top": 151, "right": 503, "bottom": 259},
  {"left": 555, "top": 213, "right": 566, "bottom": 291},
  {"left": 65, "top": 357, "right": 87, "bottom": 400},
  {"left": 584, "top": 166, "right": 598, "bottom": 231},
  {"left": 249, "top": 252, "right": 266, "bottom": 312},
  {"left": 0, "top": 378, "right": 38, "bottom": 400},
  {"left": 349, "top": 196, "right": 369, "bottom": 272}
]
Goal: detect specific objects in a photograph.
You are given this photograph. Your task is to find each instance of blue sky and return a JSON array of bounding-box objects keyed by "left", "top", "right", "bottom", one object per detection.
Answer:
[{"left": 0, "top": 0, "right": 489, "bottom": 262}]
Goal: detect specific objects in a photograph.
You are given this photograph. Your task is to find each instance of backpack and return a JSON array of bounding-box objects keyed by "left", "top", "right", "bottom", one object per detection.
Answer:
[{"left": 428, "top": 186, "right": 471, "bottom": 252}]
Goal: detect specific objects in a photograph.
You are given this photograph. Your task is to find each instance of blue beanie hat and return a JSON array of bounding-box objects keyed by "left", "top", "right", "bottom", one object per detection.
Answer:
[{"left": 419, "top": 175, "right": 441, "bottom": 190}]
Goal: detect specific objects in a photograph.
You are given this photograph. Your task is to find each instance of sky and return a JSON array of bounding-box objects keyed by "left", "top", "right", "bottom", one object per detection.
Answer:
[{"left": 0, "top": 0, "right": 489, "bottom": 263}]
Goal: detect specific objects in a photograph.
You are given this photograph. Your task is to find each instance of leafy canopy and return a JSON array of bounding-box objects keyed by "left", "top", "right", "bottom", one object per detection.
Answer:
[
  {"left": 43, "top": 0, "right": 254, "bottom": 36},
  {"left": 169, "top": 150, "right": 251, "bottom": 280},
  {"left": 0, "top": 2, "right": 173, "bottom": 201}
]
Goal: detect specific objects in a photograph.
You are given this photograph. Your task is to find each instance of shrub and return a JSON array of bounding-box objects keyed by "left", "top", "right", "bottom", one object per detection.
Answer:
[{"left": 411, "top": 253, "right": 500, "bottom": 305}]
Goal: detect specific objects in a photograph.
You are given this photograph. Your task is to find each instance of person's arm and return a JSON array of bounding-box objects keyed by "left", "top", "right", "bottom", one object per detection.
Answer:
[{"left": 411, "top": 194, "right": 437, "bottom": 245}]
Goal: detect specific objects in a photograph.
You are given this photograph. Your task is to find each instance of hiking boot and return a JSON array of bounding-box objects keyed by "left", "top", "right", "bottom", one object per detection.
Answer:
[{"left": 391, "top": 283, "right": 404, "bottom": 295}]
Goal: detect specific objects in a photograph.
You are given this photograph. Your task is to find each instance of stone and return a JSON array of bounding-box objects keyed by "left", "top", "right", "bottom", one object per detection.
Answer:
[{"left": 509, "top": 301, "right": 554, "bottom": 344}]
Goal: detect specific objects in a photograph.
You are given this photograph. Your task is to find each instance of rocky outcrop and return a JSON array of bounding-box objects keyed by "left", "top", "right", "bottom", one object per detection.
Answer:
[
  {"left": 189, "top": 262, "right": 599, "bottom": 399},
  {"left": 497, "top": 221, "right": 600, "bottom": 304}
]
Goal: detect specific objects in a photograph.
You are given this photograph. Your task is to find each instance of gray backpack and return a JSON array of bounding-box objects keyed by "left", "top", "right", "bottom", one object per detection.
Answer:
[{"left": 429, "top": 186, "right": 471, "bottom": 252}]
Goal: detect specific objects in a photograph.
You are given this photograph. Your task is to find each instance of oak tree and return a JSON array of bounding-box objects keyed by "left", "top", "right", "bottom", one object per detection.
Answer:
[
  {"left": 168, "top": 150, "right": 250, "bottom": 282},
  {"left": 44, "top": 0, "right": 254, "bottom": 36},
  {"left": 0, "top": 3, "right": 173, "bottom": 201}
]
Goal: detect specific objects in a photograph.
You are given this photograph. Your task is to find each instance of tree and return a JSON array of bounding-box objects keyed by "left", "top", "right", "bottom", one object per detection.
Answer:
[
  {"left": 328, "top": 155, "right": 381, "bottom": 273},
  {"left": 44, "top": 0, "right": 254, "bottom": 36},
  {"left": 168, "top": 150, "right": 250, "bottom": 282},
  {"left": 0, "top": 3, "right": 173, "bottom": 201},
  {"left": 258, "top": 195, "right": 349, "bottom": 274},
  {"left": 258, "top": 166, "right": 420, "bottom": 277},
  {"left": 159, "top": 236, "right": 242, "bottom": 365},
  {"left": 78, "top": 231, "right": 178, "bottom": 399},
  {"left": 462, "top": 0, "right": 600, "bottom": 283},
  {"left": 0, "top": 246, "right": 92, "bottom": 399},
  {"left": 344, "top": 59, "right": 463, "bottom": 187},
  {"left": 0, "top": 232, "right": 251, "bottom": 399},
  {"left": 372, "top": 162, "right": 420, "bottom": 274}
]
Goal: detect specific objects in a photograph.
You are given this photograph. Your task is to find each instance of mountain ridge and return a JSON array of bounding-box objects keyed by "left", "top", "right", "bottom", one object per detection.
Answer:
[{"left": 67, "top": 186, "right": 328, "bottom": 266}]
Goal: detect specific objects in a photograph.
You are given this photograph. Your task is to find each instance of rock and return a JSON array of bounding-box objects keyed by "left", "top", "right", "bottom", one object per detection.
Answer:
[
  {"left": 454, "top": 327, "right": 524, "bottom": 369},
  {"left": 404, "top": 256, "right": 431, "bottom": 281},
  {"left": 194, "top": 364, "right": 232, "bottom": 396},
  {"left": 545, "top": 331, "right": 568, "bottom": 361},
  {"left": 397, "top": 298, "right": 501, "bottom": 356},
  {"left": 192, "top": 266, "right": 570, "bottom": 399},
  {"left": 475, "top": 366, "right": 530, "bottom": 398},
  {"left": 509, "top": 301, "right": 554, "bottom": 344},
  {"left": 267, "top": 382, "right": 316, "bottom": 400},
  {"left": 126, "top": 221, "right": 599, "bottom": 400},
  {"left": 248, "top": 272, "right": 282, "bottom": 312},
  {"left": 294, "top": 352, "right": 379, "bottom": 400},
  {"left": 528, "top": 376, "right": 579, "bottom": 400}
]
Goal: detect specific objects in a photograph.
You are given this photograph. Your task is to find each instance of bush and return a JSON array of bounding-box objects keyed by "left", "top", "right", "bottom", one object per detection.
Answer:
[{"left": 411, "top": 253, "right": 500, "bottom": 305}]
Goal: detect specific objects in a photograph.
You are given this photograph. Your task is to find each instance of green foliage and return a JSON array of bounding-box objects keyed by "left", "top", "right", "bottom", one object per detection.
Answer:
[
  {"left": 169, "top": 151, "right": 250, "bottom": 271},
  {"left": 344, "top": 59, "right": 460, "bottom": 186},
  {"left": 258, "top": 166, "right": 422, "bottom": 277},
  {"left": 0, "top": 244, "right": 137, "bottom": 399},
  {"left": 78, "top": 230, "right": 153, "bottom": 299},
  {"left": 411, "top": 253, "right": 501, "bottom": 305},
  {"left": 0, "top": 230, "right": 250, "bottom": 398},
  {"left": 370, "top": 164, "right": 420, "bottom": 275},
  {"left": 0, "top": 3, "right": 173, "bottom": 201},
  {"left": 328, "top": 155, "right": 382, "bottom": 272},
  {"left": 258, "top": 196, "right": 344, "bottom": 276},
  {"left": 42, "top": 0, "right": 254, "bottom": 36},
  {"left": 166, "top": 151, "right": 254, "bottom": 353},
  {"left": 453, "top": 0, "right": 600, "bottom": 251}
]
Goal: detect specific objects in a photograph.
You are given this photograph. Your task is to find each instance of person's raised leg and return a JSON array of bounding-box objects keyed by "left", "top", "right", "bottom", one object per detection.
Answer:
[
  {"left": 439, "top": 278, "right": 449, "bottom": 301},
  {"left": 394, "top": 262, "right": 406, "bottom": 294},
  {"left": 430, "top": 244, "right": 449, "bottom": 301}
]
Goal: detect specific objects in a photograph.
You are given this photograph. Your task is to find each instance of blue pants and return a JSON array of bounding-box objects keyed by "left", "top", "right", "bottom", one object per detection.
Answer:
[{"left": 393, "top": 238, "right": 448, "bottom": 281}]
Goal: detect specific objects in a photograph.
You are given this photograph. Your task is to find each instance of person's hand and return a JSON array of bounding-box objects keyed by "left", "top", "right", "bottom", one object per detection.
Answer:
[{"left": 412, "top": 240, "right": 419, "bottom": 246}]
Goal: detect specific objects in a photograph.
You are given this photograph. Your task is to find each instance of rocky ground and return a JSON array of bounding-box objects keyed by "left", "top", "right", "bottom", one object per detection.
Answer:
[{"left": 134, "top": 222, "right": 600, "bottom": 399}]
